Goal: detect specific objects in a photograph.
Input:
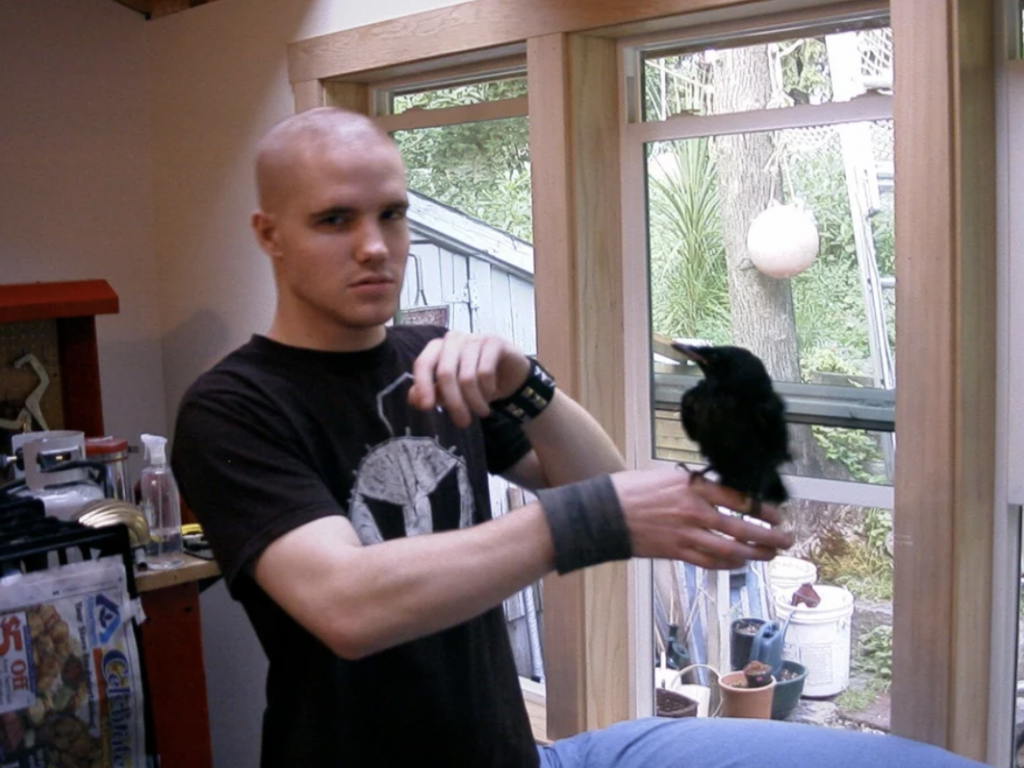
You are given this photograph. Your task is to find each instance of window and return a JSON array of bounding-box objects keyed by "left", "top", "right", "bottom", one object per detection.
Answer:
[
  {"left": 621, "top": 12, "right": 897, "bottom": 729},
  {"left": 630, "top": 25, "right": 896, "bottom": 481},
  {"left": 648, "top": 118, "right": 895, "bottom": 487},
  {"left": 642, "top": 26, "right": 891, "bottom": 120}
]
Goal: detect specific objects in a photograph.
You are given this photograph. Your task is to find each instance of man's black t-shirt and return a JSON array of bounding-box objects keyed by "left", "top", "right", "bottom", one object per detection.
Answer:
[{"left": 171, "top": 326, "right": 540, "bottom": 767}]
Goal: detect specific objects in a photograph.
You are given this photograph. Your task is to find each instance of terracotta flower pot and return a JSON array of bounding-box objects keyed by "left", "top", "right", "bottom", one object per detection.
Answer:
[{"left": 718, "top": 670, "right": 776, "bottom": 719}]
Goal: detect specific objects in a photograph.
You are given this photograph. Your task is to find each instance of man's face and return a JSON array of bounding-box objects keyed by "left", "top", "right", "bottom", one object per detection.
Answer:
[{"left": 256, "top": 134, "right": 411, "bottom": 347}]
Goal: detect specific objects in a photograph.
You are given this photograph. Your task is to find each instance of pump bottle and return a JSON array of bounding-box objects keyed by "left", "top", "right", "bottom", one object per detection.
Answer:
[{"left": 139, "top": 433, "right": 184, "bottom": 570}]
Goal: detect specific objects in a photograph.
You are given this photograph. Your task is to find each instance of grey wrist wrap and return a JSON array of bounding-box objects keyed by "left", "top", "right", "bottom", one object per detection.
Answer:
[{"left": 536, "top": 475, "right": 633, "bottom": 575}]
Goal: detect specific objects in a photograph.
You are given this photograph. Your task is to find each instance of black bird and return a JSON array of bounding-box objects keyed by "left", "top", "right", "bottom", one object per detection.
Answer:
[{"left": 672, "top": 342, "right": 791, "bottom": 512}]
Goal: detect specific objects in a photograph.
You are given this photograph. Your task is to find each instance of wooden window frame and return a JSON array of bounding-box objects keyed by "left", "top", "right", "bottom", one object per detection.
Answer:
[
  {"left": 987, "top": 54, "right": 1024, "bottom": 768},
  {"left": 288, "top": 0, "right": 999, "bottom": 759},
  {"left": 620, "top": 15, "right": 896, "bottom": 716},
  {"left": 374, "top": 97, "right": 528, "bottom": 133},
  {"left": 618, "top": 32, "right": 897, "bottom": 433}
]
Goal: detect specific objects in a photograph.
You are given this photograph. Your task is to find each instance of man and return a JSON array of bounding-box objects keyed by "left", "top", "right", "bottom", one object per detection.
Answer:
[{"left": 172, "top": 107, "right": 985, "bottom": 767}]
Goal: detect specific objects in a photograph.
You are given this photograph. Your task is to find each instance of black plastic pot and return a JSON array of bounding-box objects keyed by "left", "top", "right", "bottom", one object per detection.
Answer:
[
  {"left": 656, "top": 688, "right": 699, "bottom": 719},
  {"left": 770, "top": 660, "right": 808, "bottom": 720},
  {"left": 730, "top": 617, "right": 765, "bottom": 671}
]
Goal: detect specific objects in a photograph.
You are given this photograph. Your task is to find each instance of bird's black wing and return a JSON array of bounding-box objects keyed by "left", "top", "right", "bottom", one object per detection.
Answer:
[
  {"left": 680, "top": 382, "right": 711, "bottom": 445},
  {"left": 754, "top": 392, "right": 792, "bottom": 463}
]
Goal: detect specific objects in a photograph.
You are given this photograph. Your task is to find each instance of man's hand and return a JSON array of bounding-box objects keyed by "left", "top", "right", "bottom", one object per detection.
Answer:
[
  {"left": 612, "top": 467, "right": 794, "bottom": 570},
  {"left": 409, "top": 331, "right": 531, "bottom": 427}
]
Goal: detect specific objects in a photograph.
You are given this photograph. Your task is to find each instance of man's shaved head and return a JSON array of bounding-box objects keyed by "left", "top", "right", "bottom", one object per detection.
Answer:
[
  {"left": 254, "top": 107, "right": 400, "bottom": 215},
  {"left": 250, "top": 106, "right": 411, "bottom": 352}
]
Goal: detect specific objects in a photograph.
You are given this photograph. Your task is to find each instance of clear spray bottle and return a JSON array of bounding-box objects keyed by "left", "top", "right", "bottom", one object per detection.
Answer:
[{"left": 139, "top": 433, "right": 184, "bottom": 570}]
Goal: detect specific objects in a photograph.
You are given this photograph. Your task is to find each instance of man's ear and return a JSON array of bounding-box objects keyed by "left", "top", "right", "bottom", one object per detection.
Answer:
[{"left": 251, "top": 210, "right": 281, "bottom": 259}]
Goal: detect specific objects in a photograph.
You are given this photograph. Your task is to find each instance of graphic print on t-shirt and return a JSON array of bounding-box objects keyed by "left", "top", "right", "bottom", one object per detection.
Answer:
[{"left": 348, "top": 373, "right": 475, "bottom": 544}]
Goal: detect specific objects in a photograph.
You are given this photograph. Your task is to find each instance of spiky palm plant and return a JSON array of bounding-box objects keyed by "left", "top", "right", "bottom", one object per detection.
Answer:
[{"left": 647, "top": 138, "right": 731, "bottom": 344}]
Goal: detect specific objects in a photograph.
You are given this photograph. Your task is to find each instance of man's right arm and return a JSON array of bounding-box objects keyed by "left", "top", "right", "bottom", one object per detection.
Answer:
[
  {"left": 253, "top": 467, "right": 791, "bottom": 660},
  {"left": 253, "top": 501, "right": 554, "bottom": 659}
]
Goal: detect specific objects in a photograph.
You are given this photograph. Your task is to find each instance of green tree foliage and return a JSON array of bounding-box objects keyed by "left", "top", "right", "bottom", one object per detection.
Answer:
[
  {"left": 392, "top": 79, "right": 533, "bottom": 242},
  {"left": 643, "top": 54, "right": 711, "bottom": 119},
  {"left": 777, "top": 38, "right": 832, "bottom": 105}
]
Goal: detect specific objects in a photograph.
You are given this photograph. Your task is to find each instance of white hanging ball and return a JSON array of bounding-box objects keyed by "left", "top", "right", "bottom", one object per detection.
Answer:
[{"left": 746, "top": 204, "right": 820, "bottom": 278}]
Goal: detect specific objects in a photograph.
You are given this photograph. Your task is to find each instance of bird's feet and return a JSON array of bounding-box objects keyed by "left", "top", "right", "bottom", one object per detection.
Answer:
[
  {"left": 746, "top": 496, "right": 763, "bottom": 519},
  {"left": 676, "top": 463, "right": 711, "bottom": 485}
]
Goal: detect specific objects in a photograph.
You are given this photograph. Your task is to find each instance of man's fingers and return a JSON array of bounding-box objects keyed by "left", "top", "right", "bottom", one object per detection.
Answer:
[
  {"left": 678, "top": 526, "right": 781, "bottom": 565},
  {"left": 409, "top": 338, "right": 444, "bottom": 410},
  {"left": 672, "top": 548, "right": 747, "bottom": 571},
  {"left": 456, "top": 337, "right": 492, "bottom": 419},
  {"left": 434, "top": 334, "right": 473, "bottom": 427},
  {"left": 687, "top": 471, "right": 785, "bottom": 526},
  {"left": 475, "top": 335, "right": 505, "bottom": 403},
  {"left": 709, "top": 507, "right": 794, "bottom": 551},
  {"left": 409, "top": 332, "right": 519, "bottom": 427}
]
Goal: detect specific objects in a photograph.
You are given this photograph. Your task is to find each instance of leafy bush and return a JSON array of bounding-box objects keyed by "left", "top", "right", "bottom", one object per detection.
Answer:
[
  {"left": 648, "top": 139, "right": 731, "bottom": 343},
  {"left": 814, "top": 508, "right": 893, "bottom": 601},
  {"left": 853, "top": 624, "right": 893, "bottom": 685}
]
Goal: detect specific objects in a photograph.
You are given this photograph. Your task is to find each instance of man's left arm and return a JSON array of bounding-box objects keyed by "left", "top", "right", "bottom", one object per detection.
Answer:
[
  {"left": 501, "top": 390, "right": 625, "bottom": 491},
  {"left": 406, "top": 330, "right": 626, "bottom": 491}
]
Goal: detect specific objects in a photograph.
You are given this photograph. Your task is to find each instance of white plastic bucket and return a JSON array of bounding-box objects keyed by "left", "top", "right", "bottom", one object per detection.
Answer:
[
  {"left": 768, "top": 556, "right": 818, "bottom": 602},
  {"left": 775, "top": 585, "right": 853, "bottom": 698}
]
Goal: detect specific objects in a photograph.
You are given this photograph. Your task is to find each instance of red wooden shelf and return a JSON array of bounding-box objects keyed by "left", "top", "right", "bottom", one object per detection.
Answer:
[
  {"left": 0, "top": 279, "right": 120, "bottom": 437},
  {"left": 0, "top": 279, "right": 119, "bottom": 323}
]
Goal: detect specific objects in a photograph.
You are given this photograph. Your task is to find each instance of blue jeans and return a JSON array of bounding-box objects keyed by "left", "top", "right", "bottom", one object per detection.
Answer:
[{"left": 537, "top": 717, "right": 990, "bottom": 767}]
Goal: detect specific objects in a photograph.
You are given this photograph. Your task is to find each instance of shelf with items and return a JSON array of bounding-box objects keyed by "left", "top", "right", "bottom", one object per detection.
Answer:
[{"left": 0, "top": 279, "right": 119, "bottom": 452}]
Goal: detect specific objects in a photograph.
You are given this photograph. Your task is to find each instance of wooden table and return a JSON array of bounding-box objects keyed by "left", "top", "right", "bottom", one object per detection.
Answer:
[{"left": 136, "top": 555, "right": 221, "bottom": 768}]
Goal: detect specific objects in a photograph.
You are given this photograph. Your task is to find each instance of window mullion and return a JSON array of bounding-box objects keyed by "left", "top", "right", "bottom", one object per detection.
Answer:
[
  {"left": 375, "top": 95, "right": 529, "bottom": 133},
  {"left": 627, "top": 93, "right": 892, "bottom": 144}
]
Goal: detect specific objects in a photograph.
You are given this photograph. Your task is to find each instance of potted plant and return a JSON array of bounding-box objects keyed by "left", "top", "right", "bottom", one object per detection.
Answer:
[
  {"left": 770, "top": 660, "right": 808, "bottom": 720},
  {"left": 718, "top": 660, "right": 776, "bottom": 719}
]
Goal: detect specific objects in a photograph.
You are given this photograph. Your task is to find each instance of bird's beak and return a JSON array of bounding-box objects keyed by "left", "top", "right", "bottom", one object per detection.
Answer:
[{"left": 671, "top": 342, "right": 707, "bottom": 367}]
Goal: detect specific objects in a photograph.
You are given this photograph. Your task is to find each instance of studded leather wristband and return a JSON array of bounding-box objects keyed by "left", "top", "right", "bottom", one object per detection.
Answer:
[{"left": 489, "top": 357, "right": 557, "bottom": 424}]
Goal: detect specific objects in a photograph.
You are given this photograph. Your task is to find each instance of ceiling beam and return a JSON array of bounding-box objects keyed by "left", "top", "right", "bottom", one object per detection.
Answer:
[
  {"left": 149, "top": 0, "right": 217, "bottom": 19},
  {"left": 107, "top": 0, "right": 223, "bottom": 20},
  {"left": 109, "top": 0, "right": 151, "bottom": 17}
]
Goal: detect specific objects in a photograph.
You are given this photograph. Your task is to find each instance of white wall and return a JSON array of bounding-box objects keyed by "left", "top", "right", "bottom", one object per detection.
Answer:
[
  {"left": 143, "top": 2, "right": 465, "bottom": 766},
  {"left": 147, "top": 0, "right": 466, "bottom": 426},
  {"left": 0, "top": 0, "right": 166, "bottom": 450}
]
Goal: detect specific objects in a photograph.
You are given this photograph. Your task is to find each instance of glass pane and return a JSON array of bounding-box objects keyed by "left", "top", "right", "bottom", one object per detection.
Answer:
[
  {"left": 653, "top": 500, "right": 893, "bottom": 729},
  {"left": 392, "top": 76, "right": 528, "bottom": 115},
  {"left": 392, "top": 112, "right": 540, "bottom": 684},
  {"left": 394, "top": 117, "right": 532, "bottom": 243},
  {"left": 654, "top": 406, "right": 893, "bottom": 485},
  {"left": 643, "top": 26, "right": 891, "bottom": 121},
  {"left": 646, "top": 120, "right": 895, "bottom": 483}
]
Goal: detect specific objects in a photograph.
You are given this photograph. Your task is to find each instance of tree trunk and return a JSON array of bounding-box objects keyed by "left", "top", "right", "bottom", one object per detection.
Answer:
[{"left": 712, "top": 46, "right": 838, "bottom": 480}]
